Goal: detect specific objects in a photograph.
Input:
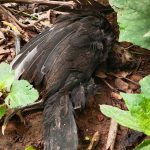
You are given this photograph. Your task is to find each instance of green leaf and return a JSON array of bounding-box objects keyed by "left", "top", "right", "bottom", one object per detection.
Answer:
[
  {"left": 134, "top": 139, "right": 150, "bottom": 150},
  {"left": 120, "top": 93, "right": 150, "bottom": 117},
  {"left": 0, "top": 63, "right": 15, "bottom": 90},
  {"left": 140, "top": 75, "right": 150, "bottom": 99},
  {"left": 5, "top": 80, "right": 39, "bottom": 108},
  {"left": 120, "top": 93, "right": 144, "bottom": 112},
  {"left": 25, "top": 145, "right": 36, "bottom": 150},
  {"left": 0, "top": 105, "right": 7, "bottom": 119},
  {"left": 100, "top": 75, "right": 150, "bottom": 136},
  {"left": 100, "top": 105, "right": 142, "bottom": 132},
  {"left": 100, "top": 104, "right": 150, "bottom": 135},
  {"left": 109, "top": 0, "right": 150, "bottom": 49}
]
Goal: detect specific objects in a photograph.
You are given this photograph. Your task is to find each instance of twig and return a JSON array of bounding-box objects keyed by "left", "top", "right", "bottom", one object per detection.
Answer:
[
  {"left": 21, "top": 99, "right": 44, "bottom": 111},
  {"left": 87, "top": 131, "right": 100, "bottom": 150},
  {"left": 1, "top": 27, "right": 20, "bottom": 55},
  {"left": 0, "top": 5, "right": 33, "bottom": 42},
  {"left": 124, "top": 77, "right": 139, "bottom": 86},
  {"left": 0, "top": 5, "right": 23, "bottom": 34},
  {"left": 2, "top": 5, "right": 47, "bottom": 29},
  {"left": 106, "top": 119, "right": 118, "bottom": 150},
  {"left": 2, "top": 99, "right": 44, "bottom": 134},
  {"left": 9, "top": 8, "right": 38, "bottom": 20},
  {"left": 0, "top": 0, "right": 76, "bottom": 9},
  {"left": 107, "top": 73, "right": 139, "bottom": 86},
  {"left": 21, "top": 17, "right": 48, "bottom": 28},
  {"left": 0, "top": 30, "right": 5, "bottom": 45},
  {"left": 50, "top": 10, "right": 69, "bottom": 15},
  {"left": 102, "top": 79, "right": 119, "bottom": 92},
  {"left": 133, "top": 57, "right": 142, "bottom": 72},
  {"left": 120, "top": 45, "right": 134, "bottom": 50}
]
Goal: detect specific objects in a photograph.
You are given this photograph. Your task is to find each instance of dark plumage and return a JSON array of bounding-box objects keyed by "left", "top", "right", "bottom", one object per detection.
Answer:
[{"left": 11, "top": 12, "right": 114, "bottom": 150}]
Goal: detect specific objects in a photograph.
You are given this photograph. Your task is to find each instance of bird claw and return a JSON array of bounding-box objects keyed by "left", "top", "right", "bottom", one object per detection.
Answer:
[{"left": 2, "top": 99, "right": 44, "bottom": 134}]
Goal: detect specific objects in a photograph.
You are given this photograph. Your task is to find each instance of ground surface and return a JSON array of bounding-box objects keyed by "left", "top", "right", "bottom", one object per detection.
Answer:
[{"left": 0, "top": 1, "right": 150, "bottom": 150}]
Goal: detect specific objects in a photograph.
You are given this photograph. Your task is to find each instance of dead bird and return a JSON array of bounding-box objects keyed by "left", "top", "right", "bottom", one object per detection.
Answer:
[{"left": 11, "top": 12, "right": 114, "bottom": 150}]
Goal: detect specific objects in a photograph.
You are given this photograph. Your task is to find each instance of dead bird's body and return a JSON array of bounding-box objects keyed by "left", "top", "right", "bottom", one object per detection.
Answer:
[{"left": 12, "top": 12, "right": 114, "bottom": 150}]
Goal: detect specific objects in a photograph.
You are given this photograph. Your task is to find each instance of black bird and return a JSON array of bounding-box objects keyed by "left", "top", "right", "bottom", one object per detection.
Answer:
[{"left": 11, "top": 12, "right": 114, "bottom": 150}]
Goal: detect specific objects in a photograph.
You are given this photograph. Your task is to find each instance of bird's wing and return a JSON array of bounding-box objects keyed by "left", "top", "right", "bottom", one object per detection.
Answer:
[
  {"left": 11, "top": 14, "right": 78, "bottom": 79},
  {"left": 12, "top": 13, "right": 114, "bottom": 96}
]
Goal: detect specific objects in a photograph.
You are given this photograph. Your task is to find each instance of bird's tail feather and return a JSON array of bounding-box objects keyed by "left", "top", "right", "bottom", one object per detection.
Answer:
[{"left": 43, "top": 92, "right": 78, "bottom": 150}]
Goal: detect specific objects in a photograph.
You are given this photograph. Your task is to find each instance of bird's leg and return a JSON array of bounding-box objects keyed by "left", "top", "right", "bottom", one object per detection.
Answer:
[
  {"left": 21, "top": 99, "right": 44, "bottom": 112},
  {"left": 2, "top": 99, "right": 44, "bottom": 134},
  {"left": 71, "top": 78, "right": 98, "bottom": 110},
  {"left": 59, "top": 71, "right": 98, "bottom": 110},
  {"left": 71, "top": 84, "right": 86, "bottom": 110}
]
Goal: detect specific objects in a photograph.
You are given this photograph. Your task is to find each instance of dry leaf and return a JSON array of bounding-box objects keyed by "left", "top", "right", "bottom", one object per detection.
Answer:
[
  {"left": 111, "top": 92, "right": 122, "bottom": 100},
  {"left": 129, "top": 83, "right": 139, "bottom": 91},
  {"left": 0, "top": 48, "right": 10, "bottom": 55},
  {"left": 115, "top": 78, "right": 129, "bottom": 92},
  {"left": 130, "top": 74, "right": 143, "bottom": 82},
  {"left": 96, "top": 71, "right": 107, "bottom": 79}
]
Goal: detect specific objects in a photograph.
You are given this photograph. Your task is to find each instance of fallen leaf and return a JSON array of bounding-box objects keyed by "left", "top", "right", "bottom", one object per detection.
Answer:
[
  {"left": 96, "top": 71, "right": 107, "bottom": 79},
  {"left": 111, "top": 92, "right": 122, "bottom": 100},
  {"left": 129, "top": 83, "right": 139, "bottom": 91},
  {"left": 115, "top": 78, "right": 129, "bottom": 92},
  {"left": 130, "top": 74, "right": 143, "bottom": 82}
]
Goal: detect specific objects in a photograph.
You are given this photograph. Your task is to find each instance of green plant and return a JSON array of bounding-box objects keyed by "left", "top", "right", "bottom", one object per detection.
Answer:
[
  {"left": 134, "top": 139, "right": 150, "bottom": 150},
  {"left": 109, "top": 0, "right": 150, "bottom": 50},
  {"left": 100, "top": 75, "right": 150, "bottom": 135},
  {"left": 100, "top": 75, "right": 150, "bottom": 149},
  {"left": 101, "top": 1, "right": 150, "bottom": 149},
  {"left": 25, "top": 145, "right": 37, "bottom": 150},
  {"left": 0, "top": 62, "right": 39, "bottom": 120}
]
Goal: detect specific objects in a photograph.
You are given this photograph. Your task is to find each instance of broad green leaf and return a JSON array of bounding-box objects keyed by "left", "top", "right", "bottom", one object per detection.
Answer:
[
  {"left": 120, "top": 93, "right": 144, "bottom": 112},
  {"left": 100, "top": 105, "right": 142, "bottom": 132},
  {"left": 100, "top": 105, "right": 150, "bottom": 135},
  {"left": 120, "top": 93, "right": 150, "bottom": 117},
  {"left": 25, "top": 145, "right": 36, "bottom": 150},
  {"left": 109, "top": 0, "right": 150, "bottom": 49},
  {"left": 101, "top": 75, "right": 150, "bottom": 136},
  {"left": 113, "top": 93, "right": 150, "bottom": 135},
  {"left": 0, "top": 105, "right": 7, "bottom": 119},
  {"left": 5, "top": 80, "right": 39, "bottom": 108},
  {"left": 139, "top": 75, "right": 150, "bottom": 99},
  {"left": 0, "top": 63, "right": 15, "bottom": 90},
  {"left": 134, "top": 139, "right": 150, "bottom": 150}
]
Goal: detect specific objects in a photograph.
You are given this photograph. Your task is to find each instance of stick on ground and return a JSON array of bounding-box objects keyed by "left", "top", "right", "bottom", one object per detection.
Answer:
[
  {"left": 0, "top": 0, "right": 76, "bottom": 9},
  {"left": 106, "top": 119, "right": 118, "bottom": 150}
]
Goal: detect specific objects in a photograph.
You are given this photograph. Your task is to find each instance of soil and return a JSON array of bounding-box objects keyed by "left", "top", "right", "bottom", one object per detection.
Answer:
[{"left": 0, "top": 1, "right": 150, "bottom": 150}]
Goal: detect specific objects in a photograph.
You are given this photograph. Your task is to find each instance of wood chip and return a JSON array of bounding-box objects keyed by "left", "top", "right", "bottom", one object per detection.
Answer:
[{"left": 106, "top": 119, "right": 118, "bottom": 150}]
